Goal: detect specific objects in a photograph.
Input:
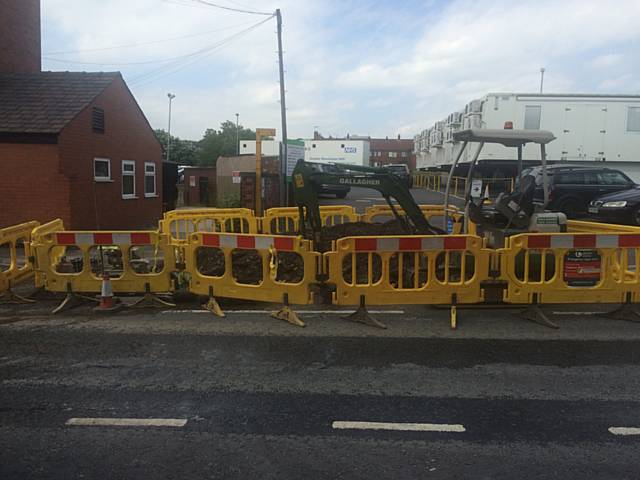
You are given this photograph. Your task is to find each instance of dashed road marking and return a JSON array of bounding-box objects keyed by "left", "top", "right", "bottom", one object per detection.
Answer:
[
  {"left": 552, "top": 311, "right": 600, "bottom": 316},
  {"left": 332, "top": 421, "right": 465, "bottom": 433},
  {"left": 66, "top": 418, "right": 187, "bottom": 428},
  {"left": 609, "top": 427, "right": 640, "bottom": 436}
]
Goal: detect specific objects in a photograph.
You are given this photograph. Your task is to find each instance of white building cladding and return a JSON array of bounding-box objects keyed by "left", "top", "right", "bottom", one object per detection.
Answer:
[
  {"left": 415, "top": 93, "right": 640, "bottom": 180},
  {"left": 304, "top": 139, "right": 370, "bottom": 166},
  {"left": 239, "top": 140, "right": 280, "bottom": 156}
]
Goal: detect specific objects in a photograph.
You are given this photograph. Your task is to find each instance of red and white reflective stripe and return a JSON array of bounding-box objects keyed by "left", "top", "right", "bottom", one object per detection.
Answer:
[
  {"left": 201, "top": 233, "right": 295, "bottom": 251},
  {"left": 56, "top": 232, "right": 152, "bottom": 245},
  {"left": 353, "top": 236, "right": 467, "bottom": 252},
  {"left": 527, "top": 234, "right": 640, "bottom": 249}
]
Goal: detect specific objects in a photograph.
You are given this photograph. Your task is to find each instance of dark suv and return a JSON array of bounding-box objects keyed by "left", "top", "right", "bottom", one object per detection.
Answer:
[{"left": 521, "top": 165, "right": 635, "bottom": 218}]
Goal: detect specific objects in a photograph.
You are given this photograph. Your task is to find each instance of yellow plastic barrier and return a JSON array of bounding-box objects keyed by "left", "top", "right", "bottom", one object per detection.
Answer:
[
  {"left": 31, "top": 226, "right": 175, "bottom": 295},
  {"left": 567, "top": 220, "right": 640, "bottom": 234},
  {"left": 501, "top": 232, "right": 640, "bottom": 305},
  {"left": 327, "top": 234, "right": 489, "bottom": 306},
  {"left": 361, "top": 204, "right": 464, "bottom": 234},
  {"left": 0, "top": 220, "right": 39, "bottom": 302},
  {"left": 187, "top": 231, "right": 319, "bottom": 307},
  {"left": 160, "top": 208, "right": 259, "bottom": 245},
  {"left": 262, "top": 205, "right": 359, "bottom": 235}
]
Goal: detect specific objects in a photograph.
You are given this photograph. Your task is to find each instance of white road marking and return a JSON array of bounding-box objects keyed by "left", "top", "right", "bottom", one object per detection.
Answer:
[
  {"left": 355, "top": 199, "right": 371, "bottom": 203},
  {"left": 162, "top": 309, "right": 405, "bottom": 315},
  {"left": 609, "top": 427, "right": 640, "bottom": 436},
  {"left": 332, "top": 421, "right": 466, "bottom": 433},
  {"left": 66, "top": 418, "right": 187, "bottom": 427},
  {"left": 551, "top": 311, "right": 600, "bottom": 315}
]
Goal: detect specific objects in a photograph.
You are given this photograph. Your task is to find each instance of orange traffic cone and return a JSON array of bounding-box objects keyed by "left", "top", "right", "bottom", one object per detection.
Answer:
[{"left": 94, "top": 272, "right": 122, "bottom": 313}]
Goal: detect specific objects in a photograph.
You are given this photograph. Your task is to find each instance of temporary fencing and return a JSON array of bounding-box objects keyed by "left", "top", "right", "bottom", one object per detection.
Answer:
[
  {"left": 187, "top": 231, "right": 320, "bottom": 325},
  {"left": 31, "top": 220, "right": 176, "bottom": 312},
  {"left": 501, "top": 232, "right": 640, "bottom": 306},
  {"left": 326, "top": 234, "right": 489, "bottom": 307},
  {"left": 361, "top": 204, "right": 464, "bottom": 234},
  {"left": 160, "top": 208, "right": 259, "bottom": 245},
  {"left": 0, "top": 220, "right": 39, "bottom": 303},
  {"left": 262, "top": 206, "right": 359, "bottom": 235}
]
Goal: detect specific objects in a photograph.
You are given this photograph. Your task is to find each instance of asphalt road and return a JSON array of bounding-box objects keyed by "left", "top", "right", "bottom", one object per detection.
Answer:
[
  {"left": 318, "top": 186, "right": 463, "bottom": 212},
  {"left": 2, "top": 302, "right": 640, "bottom": 479}
]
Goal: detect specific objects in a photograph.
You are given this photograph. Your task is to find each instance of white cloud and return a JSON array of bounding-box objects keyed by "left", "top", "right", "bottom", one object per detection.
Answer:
[{"left": 41, "top": 0, "right": 640, "bottom": 139}]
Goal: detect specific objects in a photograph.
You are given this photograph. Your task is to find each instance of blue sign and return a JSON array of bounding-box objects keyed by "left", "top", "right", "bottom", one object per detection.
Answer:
[
  {"left": 344, "top": 146, "right": 357, "bottom": 153},
  {"left": 447, "top": 218, "right": 454, "bottom": 234}
]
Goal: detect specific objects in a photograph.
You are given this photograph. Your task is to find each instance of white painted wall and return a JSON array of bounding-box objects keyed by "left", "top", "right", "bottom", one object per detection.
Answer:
[{"left": 303, "top": 140, "right": 370, "bottom": 166}]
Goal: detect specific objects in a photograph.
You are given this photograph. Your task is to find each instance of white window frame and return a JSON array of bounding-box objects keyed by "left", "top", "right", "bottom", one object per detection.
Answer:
[
  {"left": 144, "top": 162, "right": 157, "bottom": 197},
  {"left": 122, "top": 160, "right": 137, "bottom": 199},
  {"left": 93, "top": 157, "right": 111, "bottom": 182},
  {"left": 389, "top": 151, "right": 398, "bottom": 158}
]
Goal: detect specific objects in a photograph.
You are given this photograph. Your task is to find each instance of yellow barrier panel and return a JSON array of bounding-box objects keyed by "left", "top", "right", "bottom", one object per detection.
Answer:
[
  {"left": 187, "top": 232, "right": 319, "bottom": 307},
  {"left": 262, "top": 205, "right": 359, "bottom": 234},
  {"left": 0, "top": 220, "right": 39, "bottom": 302},
  {"left": 160, "top": 208, "right": 259, "bottom": 245},
  {"left": 361, "top": 204, "right": 464, "bottom": 234},
  {"left": 567, "top": 220, "right": 640, "bottom": 234},
  {"left": 327, "top": 234, "right": 488, "bottom": 306},
  {"left": 501, "top": 232, "right": 640, "bottom": 305},
  {"left": 31, "top": 227, "right": 175, "bottom": 295}
]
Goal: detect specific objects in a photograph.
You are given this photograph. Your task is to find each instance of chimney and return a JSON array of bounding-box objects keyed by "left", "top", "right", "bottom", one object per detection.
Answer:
[
  {"left": 0, "top": 0, "right": 42, "bottom": 74},
  {"left": 397, "top": 134, "right": 401, "bottom": 140},
  {"left": 385, "top": 136, "right": 388, "bottom": 140}
]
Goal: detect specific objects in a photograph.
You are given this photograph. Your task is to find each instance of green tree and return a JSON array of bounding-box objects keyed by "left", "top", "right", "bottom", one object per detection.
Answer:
[
  {"left": 154, "top": 129, "right": 199, "bottom": 165},
  {"left": 197, "top": 120, "right": 256, "bottom": 166}
]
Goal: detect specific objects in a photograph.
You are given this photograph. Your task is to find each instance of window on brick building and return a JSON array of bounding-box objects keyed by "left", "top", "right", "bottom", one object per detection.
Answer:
[
  {"left": 401, "top": 151, "right": 408, "bottom": 158},
  {"left": 93, "top": 158, "right": 111, "bottom": 181},
  {"left": 144, "top": 162, "right": 157, "bottom": 197},
  {"left": 389, "top": 152, "right": 398, "bottom": 158},
  {"left": 122, "top": 160, "right": 136, "bottom": 199},
  {"left": 92, "top": 107, "right": 105, "bottom": 134}
]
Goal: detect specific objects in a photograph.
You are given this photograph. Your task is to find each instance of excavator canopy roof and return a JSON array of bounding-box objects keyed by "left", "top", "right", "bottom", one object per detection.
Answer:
[{"left": 452, "top": 128, "right": 556, "bottom": 147}]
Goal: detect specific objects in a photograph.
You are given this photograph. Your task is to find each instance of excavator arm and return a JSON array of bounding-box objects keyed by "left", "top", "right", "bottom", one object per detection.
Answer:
[{"left": 292, "top": 160, "right": 445, "bottom": 240}]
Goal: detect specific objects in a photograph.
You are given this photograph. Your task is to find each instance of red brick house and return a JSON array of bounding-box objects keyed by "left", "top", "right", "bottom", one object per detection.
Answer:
[
  {"left": 0, "top": 72, "right": 163, "bottom": 230},
  {"left": 0, "top": 0, "right": 163, "bottom": 229},
  {"left": 369, "top": 136, "right": 417, "bottom": 170}
]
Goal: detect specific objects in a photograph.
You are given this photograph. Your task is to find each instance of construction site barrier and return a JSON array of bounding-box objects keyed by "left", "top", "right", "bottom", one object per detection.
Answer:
[
  {"left": 31, "top": 221, "right": 176, "bottom": 298},
  {"left": 187, "top": 231, "right": 319, "bottom": 306},
  {"left": 160, "top": 208, "right": 259, "bottom": 245},
  {"left": 500, "top": 232, "right": 640, "bottom": 306},
  {"left": 326, "top": 234, "right": 489, "bottom": 310},
  {"left": 361, "top": 204, "right": 464, "bottom": 234},
  {"left": 567, "top": 220, "right": 640, "bottom": 234},
  {"left": 262, "top": 206, "right": 359, "bottom": 234},
  {"left": 0, "top": 220, "right": 39, "bottom": 303}
]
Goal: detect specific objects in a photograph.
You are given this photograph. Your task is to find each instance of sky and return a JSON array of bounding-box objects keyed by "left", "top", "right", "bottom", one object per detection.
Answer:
[{"left": 41, "top": 0, "right": 640, "bottom": 141}]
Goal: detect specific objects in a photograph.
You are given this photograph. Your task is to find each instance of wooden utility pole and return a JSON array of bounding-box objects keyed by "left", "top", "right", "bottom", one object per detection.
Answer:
[{"left": 276, "top": 9, "right": 288, "bottom": 206}]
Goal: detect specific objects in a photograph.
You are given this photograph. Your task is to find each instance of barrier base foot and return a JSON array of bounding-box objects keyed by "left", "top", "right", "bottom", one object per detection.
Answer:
[
  {"left": 605, "top": 302, "right": 640, "bottom": 323},
  {"left": 0, "top": 289, "right": 36, "bottom": 305},
  {"left": 129, "top": 293, "right": 176, "bottom": 309},
  {"left": 203, "top": 296, "right": 225, "bottom": 317},
  {"left": 520, "top": 305, "right": 558, "bottom": 329},
  {"left": 271, "top": 306, "right": 305, "bottom": 327},
  {"left": 342, "top": 296, "right": 387, "bottom": 329},
  {"left": 52, "top": 292, "right": 99, "bottom": 315}
]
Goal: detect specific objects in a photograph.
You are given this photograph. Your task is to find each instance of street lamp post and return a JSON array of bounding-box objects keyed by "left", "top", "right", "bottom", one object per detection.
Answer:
[
  {"left": 167, "top": 93, "right": 176, "bottom": 162},
  {"left": 235, "top": 113, "right": 239, "bottom": 156}
]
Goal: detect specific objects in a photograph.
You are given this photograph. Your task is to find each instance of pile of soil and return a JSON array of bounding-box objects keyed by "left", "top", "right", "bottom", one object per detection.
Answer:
[{"left": 316, "top": 220, "right": 408, "bottom": 253}]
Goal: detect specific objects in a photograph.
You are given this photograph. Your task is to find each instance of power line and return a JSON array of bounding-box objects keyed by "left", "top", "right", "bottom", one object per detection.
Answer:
[
  {"left": 43, "top": 16, "right": 271, "bottom": 66},
  {"left": 43, "top": 19, "right": 257, "bottom": 55},
  {"left": 128, "top": 15, "right": 273, "bottom": 87},
  {"left": 190, "top": 0, "right": 272, "bottom": 16}
]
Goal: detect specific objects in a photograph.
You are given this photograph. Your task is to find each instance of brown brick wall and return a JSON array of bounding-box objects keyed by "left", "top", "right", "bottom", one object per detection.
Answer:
[
  {"left": 0, "top": 143, "right": 71, "bottom": 228},
  {"left": 0, "top": 0, "right": 41, "bottom": 74},
  {"left": 58, "top": 77, "right": 163, "bottom": 230}
]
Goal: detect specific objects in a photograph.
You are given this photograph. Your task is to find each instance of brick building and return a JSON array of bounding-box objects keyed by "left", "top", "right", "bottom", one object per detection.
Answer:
[
  {"left": 369, "top": 135, "right": 416, "bottom": 170},
  {"left": 0, "top": 0, "right": 163, "bottom": 229}
]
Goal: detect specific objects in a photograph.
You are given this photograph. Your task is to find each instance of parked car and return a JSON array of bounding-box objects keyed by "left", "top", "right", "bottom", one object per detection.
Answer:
[
  {"left": 310, "top": 163, "right": 350, "bottom": 198},
  {"left": 587, "top": 187, "right": 640, "bottom": 225},
  {"left": 521, "top": 165, "right": 636, "bottom": 218},
  {"left": 383, "top": 163, "right": 412, "bottom": 187}
]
